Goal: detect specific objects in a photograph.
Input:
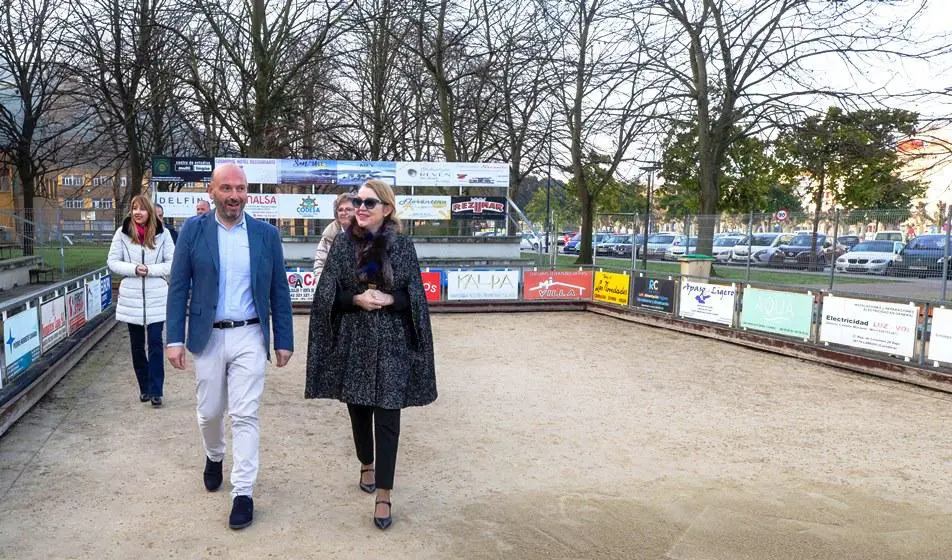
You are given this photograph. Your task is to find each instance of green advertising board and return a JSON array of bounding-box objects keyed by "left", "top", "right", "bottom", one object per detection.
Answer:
[{"left": 740, "top": 287, "right": 814, "bottom": 340}]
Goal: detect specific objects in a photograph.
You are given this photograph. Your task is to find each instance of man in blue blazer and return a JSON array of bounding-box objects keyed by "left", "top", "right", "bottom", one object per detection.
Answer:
[{"left": 166, "top": 162, "right": 293, "bottom": 530}]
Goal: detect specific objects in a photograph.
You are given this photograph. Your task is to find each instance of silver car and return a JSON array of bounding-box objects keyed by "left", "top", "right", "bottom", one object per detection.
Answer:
[
  {"left": 639, "top": 233, "right": 687, "bottom": 259},
  {"left": 730, "top": 233, "right": 793, "bottom": 265}
]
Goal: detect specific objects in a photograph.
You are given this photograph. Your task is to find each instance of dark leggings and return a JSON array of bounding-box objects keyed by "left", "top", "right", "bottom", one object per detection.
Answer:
[{"left": 347, "top": 404, "right": 401, "bottom": 490}]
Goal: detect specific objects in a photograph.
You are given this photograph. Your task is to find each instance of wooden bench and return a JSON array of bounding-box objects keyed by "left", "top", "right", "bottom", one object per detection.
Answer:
[
  {"left": 0, "top": 243, "right": 16, "bottom": 260},
  {"left": 29, "top": 266, "right": 55, "bottom": 284}
]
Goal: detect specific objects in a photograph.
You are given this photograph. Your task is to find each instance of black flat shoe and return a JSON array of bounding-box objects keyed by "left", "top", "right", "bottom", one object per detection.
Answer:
[
  {"left": 150, "top": 396, "right": 163, "bottom": 407},
  {"left": 139, "top": 393, "right": 150, "bottom": 402},
  {"left": 204, "top": 457, "right": 223, "bottom": 492},
  {"left": 359, "top": 467, "right": 375, "bottom": 494},
  {"left": 374, "top": 500, "right": 392, "bottom": 530},
  {"left": 229, "top": 495, "right": 254, "bottom": 530}
]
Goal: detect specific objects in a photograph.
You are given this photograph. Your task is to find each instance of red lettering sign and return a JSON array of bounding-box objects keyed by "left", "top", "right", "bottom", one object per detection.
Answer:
[
  {"left": 522, "top": 271, "right": 593, "bottom": 300},
  {"left": 420, "top": 271, "right": 441, "bottom": 302}
]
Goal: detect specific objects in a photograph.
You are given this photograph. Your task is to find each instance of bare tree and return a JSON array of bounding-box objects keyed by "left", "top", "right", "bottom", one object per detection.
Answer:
[
  {"left": 640, "top": 0, "right": 950, "bottom": 255},
  {"left": 0, "top": 0, "right": 100, "bottom": 253}
]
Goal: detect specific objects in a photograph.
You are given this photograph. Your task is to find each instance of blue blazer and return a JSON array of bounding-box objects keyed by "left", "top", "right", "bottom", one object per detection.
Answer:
[{"left": 166, "top": 212, "right": 293, "bottom": 357}]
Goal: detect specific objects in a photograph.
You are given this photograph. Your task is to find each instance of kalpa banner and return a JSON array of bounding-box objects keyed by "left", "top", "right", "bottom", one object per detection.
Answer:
[
  {"left": 287, "top": 270, "right": 318, "bottom": 303},
  {"left": 820, "top": 295, "right": 917, "bottom": 358},
  {"left": 40, "top": 296, "right": 67, "bottom": 352},
  {"left": 593, "top": 271, "right": 630, "bottom": 306},
  {"left": 3, "top": 306, "right": 41, "bottom": 381},
  {"left": 522, "top": 271, "right": 592, "bottom": 300},
  {"left": 420, "top": 271, "right": 442, "bottom": 302},
  {"left": 678, "top": 281, "right": 736, "bottom": 326},
  {"left": 395, "top": 162, "right": 509, "bottom": 187},
  {"left": 395, "top": 196, "right": 451, "bottom": 220},
  {"left": 446, "top": 270, "right": 519, "bottom": 300}
]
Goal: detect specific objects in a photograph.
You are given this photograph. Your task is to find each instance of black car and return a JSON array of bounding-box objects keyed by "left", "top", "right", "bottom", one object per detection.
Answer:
[
  {"left": 613, "top": 234, "right": 645, "bottom": 258},
  {"left": 768, "top": 233, "right": 839, "bottom": 270},
  {"left": 895, "top": 234, "right": 951, "bottom": 277}
]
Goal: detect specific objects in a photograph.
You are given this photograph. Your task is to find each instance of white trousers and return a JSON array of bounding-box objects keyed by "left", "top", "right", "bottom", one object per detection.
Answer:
[{"left": 192, "top": 324, "right": 267, "bottom": 498}]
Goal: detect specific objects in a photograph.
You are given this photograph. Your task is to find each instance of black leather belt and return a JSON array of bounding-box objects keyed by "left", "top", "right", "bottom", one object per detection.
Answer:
[{"left": 213, "top": 318, "right": 260, "bottom": 329}]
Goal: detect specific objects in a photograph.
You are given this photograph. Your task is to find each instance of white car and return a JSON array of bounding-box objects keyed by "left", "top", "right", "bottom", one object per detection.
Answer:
[
  {"left": 711, "top": 235, "right": 745, "bottom": 262},
  {"left": 730, "top": 232, "right": 794, "bottom": 265},
  {"left": 835, "top": 240, "right": 904, "bottom": 275},
  {"left": 664, "top": 237, "right": 698, "bottom": 260},
  {"left": 520, "top": 233, "right": 542, "bottom": 250}
]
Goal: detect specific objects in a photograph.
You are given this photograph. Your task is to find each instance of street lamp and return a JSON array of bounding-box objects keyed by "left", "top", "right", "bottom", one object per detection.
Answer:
[{"left": 639, "top": 164, "right": 660, "bottom": 272}]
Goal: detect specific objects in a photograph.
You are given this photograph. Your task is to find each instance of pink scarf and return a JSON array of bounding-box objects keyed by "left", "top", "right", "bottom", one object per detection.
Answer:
[{"left": 135, "top": 223, "right": 146, "bottom": 243}]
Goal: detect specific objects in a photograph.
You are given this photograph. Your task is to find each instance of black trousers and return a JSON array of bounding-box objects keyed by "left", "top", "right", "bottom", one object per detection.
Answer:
[
  {"left": 347, "top": 404, "right": 401, "bottom": 490},
  {"left": 128, "top": 322, "right": 165, "bottom": 397}
]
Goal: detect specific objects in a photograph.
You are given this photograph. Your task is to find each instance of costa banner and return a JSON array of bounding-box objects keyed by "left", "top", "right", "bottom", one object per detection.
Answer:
[
  {"left": 928, "top": 307, "right": 952, "bottom": 364},
  {"left": 395, "top": 195, "right": 451, "bottom": 220},
  {"left": 286, "top": 269, "right": 318, "bottom": 303},
  {"left": 214, "top": 157, "right": 279, "bottom": 184},
  {"left": 67, "top": 288, "right": 87, "bottom": 334},
  {"left": 820, "top": 296, "right": 917, "bottom": 358},
  {"left": 40, "top": 296, "right": 67, "bottom": 352},
  {"left": 522, "top": 271, "right": 592, "bottom": 300},
  {"left": 593, "top": 271, "right": 630, "bottom": 306},
  {"left": 679, "top": 281, "right": 736, "bottom": 326},
  {"left": 450, "top": 197, "right": 507, "bottom": 220},
  {"left": 420, "top": 271, "right": 442, "bottom": 302},
  {"left": 632, "top": 277, "right": 675, "bottom": 313},
  {"left": 396, "top": 162, "right": 509, "bottom": 187},
  {"left": 446, "top": 270, "right": 519, "bottom": 300},
  {"left": 3, "top": 307, "right": 41, "bottom": 381},
  {"left": 151, "top": 157, "right": 214, "bottom": 183}
]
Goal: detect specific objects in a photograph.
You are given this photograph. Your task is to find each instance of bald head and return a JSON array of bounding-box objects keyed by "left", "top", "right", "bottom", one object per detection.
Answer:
[
  {"left": 211, "top": 162, "right": 247, "bottom": 185},
  {"left": 208, "top": 162, "right": 248, "bottom": 226}
]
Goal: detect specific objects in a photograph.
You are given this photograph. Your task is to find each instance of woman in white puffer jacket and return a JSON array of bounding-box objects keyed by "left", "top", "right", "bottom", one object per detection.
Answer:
[{"left": 107, "top": 194, "right": 175, "bottom": 407}]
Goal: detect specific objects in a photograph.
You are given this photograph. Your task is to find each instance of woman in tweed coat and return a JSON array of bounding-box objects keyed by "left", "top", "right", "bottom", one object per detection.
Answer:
[{"left": 305, "top": 179, "right": 437, "bottom": 531}]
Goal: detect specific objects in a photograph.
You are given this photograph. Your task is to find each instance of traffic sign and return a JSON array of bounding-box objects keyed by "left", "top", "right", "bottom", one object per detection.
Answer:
[{"left": 775, "top": 209, "right": 788, "bottom": 222}]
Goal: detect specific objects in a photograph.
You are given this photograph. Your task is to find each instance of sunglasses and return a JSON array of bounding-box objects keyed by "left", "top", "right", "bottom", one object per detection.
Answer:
[{"left": 350, "top": 197, "right": 389, "bottom": 210}]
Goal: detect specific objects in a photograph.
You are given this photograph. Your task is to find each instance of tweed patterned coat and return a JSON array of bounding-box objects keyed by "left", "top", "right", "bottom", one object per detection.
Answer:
[{"left": 304, "top": 226, "right": 437, "bottom": 409}]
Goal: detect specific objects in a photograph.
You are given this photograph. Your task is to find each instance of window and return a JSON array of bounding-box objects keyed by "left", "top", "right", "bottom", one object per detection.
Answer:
[
  {"left": 92, "top": 176, "right": 111, "bottom": 187},
  {"left": 119, "top": 176, "right": 128, "bottom": 187},
  {"left": 92, "top": 198, "right": 114, "bottom": 209},
  {"left": 62, "top": 220, "right": 84, "bottom": 231},
  {"left": 61, "top": 175, "right": 84, "bottom": 187},
  {"left": 63, "top": 199, "right": 84, "bottom": 209}
]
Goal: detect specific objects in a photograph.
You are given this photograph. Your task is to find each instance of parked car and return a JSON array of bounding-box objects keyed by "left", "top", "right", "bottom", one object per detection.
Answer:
[
  {"left": 873, "top": 230, "right": 905, "bottom": 243},
  {"left": 596, "top": 234, "right": 627, "bottom": 256},
  {"left": 563, "top": 232, "right": 611, "bottom": 254},
  {"left": 638, "top": 233, "right": 686, "bottom": 259},
  {"left": 556, "top": 231, "right": 577, "bottom": 246},
  {"left": 834, "top": 241, "right": 903, "bottom": 275},
  {"left": 613, "top": 233, "right": 644, "bottom": 258},
  {"left": 768, "top": 233, "right": 841, "bottom": 270},
  {"left": 664, "top": 237, "right": 698, "bottom": 260},
  {"left": 894, "top": 234, "right": 951, "bottom": 277},
  {"left": 729, "top": 232, "right": 793, "bottom": 265},
  {"left": 836, "top": 235, "right": 862, "bottom": 251},
  {"left": 711, "top": 235, "right": 745, "bottom": 262},
  {"left": 520, "top": 232, "right": 542, "bottom": 250}
]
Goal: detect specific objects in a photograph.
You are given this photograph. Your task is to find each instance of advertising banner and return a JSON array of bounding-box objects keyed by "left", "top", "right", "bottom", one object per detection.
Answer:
[
  {"left": 336, "top": 161, "right": 397, "bottom": 186},
  {"left": 593, "top": 271, "right": 630, "bottom": 306},
  {"left": 678, "top": 281, "right": 736, "bottom": 326},
  {"left": 152, "top": 192, "right": 214, "bottom": 218},
  {"left": 632, "top": 277, "right": 675, "bottom": 313},
  {"left": 446, "top": 270, "right": 519, "bottom": 300},
  {"left": 278, "top": 159, "right": 337, "bottom": 185},
  {"left": 40, "top": 296, "right": 67, "bottom": 352},
  {"left": 85, "top": 280, "right": 102, "bottom": 321},
  {"left": 820, "top": 296, "right": 918, "bottom": 358},
  {"left": 523, "top": 271, "right": 592, "bottom": 300},
  {"left": 420, "top": 271, "right": 442, "bottom": 302},
  {"left": 395, "top": 195, "right": 451, "bottom": 220},
  {"left": 450, "top": 197, "right": 507, "bottom": 220},
  {"left": 151, "top": 157, "right": 214, "bottom": 183},
  {"left": 214, "top": 158, "right": 279, "bottom": 184},
  {"left": 275, "top": 194, "right": 338, "bottom": 220},
  {"left": 67, "top": 288, "right": 87, "bottom": 334},
  {"left": 4, "top": 307, "right": 41, "bottom": 380},
  {"left": 741, "top": 288, "right": 813, "bottom": 340},
  {"left": 927, "top": 307, "right": 952, "bottom": 364},
  {"left": 286, "top": 269, "right": 318, "bottom": 303},
  {"left": 100, "top": 276, "right": 112, "bottom": 310},
  {"left": 395, "top": 162, "right": 509, "bottom": 187}
]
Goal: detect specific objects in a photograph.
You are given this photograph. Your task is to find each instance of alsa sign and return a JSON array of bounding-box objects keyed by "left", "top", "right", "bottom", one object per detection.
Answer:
[
  {"left": 450, "top": 197, "right": 507, "bottom": 220},
  {"left": 522, "top": 271, "right": 592, "bottom": 300}
]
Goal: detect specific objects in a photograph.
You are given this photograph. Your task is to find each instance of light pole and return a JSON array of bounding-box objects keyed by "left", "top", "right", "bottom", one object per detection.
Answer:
[
  {"left": 544, "top": 120, "right": 554, "bottom": 255},
  {"left": 640, "top": 164, "right": 660, "bottom": 272}
]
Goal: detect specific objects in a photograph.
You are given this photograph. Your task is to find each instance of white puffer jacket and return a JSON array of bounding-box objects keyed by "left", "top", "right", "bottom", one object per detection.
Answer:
[{"left": 107, "top": 218, "right": 175, "bottom": 325}]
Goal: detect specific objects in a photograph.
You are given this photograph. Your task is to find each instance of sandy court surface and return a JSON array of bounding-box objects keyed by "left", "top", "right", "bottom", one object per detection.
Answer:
[{"left": 2, "top": 311, "right": 952, "bottom": 559}]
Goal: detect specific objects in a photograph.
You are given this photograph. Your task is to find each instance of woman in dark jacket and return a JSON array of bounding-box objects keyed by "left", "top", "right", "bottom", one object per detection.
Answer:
[{"left": 305, "top": 179, "right": 437, "bottom": 531}]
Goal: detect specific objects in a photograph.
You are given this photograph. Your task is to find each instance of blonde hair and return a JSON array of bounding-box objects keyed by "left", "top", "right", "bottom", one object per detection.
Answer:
[
  {"left": 360, "top": 179, "right": 401, "bottom": 232},
  {"left": 129, "top": 195, "right": 158, "bottom": 249},
  {"left": 334, "top": 192, "right": 353, "bottom": 212}
]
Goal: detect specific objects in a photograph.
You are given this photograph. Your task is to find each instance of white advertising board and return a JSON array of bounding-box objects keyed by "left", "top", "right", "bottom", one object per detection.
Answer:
[
  {"left": 820, "top": 295, "right": 918, "bottom": 358},
  {"left": 85, "top": 280, "right": 102, "bottom": 321},
  {"left": 395, "top": 195, "right": 451, "bottom": 220},
  {"left": 678, "top": 281, "right": 737, "bottom": 326},
  {"left": 395, "top": 162, "right": 509, "bottom": 188},
  {"left": 40, "top": 296, "right": 67, "bottom": 352},
  {"left": 286, "top": 270, "right": 318, "bottom": 303},
  {"left": 214, "top": 157, "right": 280, "bottom": 184},
  {"left": 927, "top": 307, "right": 952, "bottom": 364},
  {"left": 446, "top": 270, "right": 520, "bottom": 301}
]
